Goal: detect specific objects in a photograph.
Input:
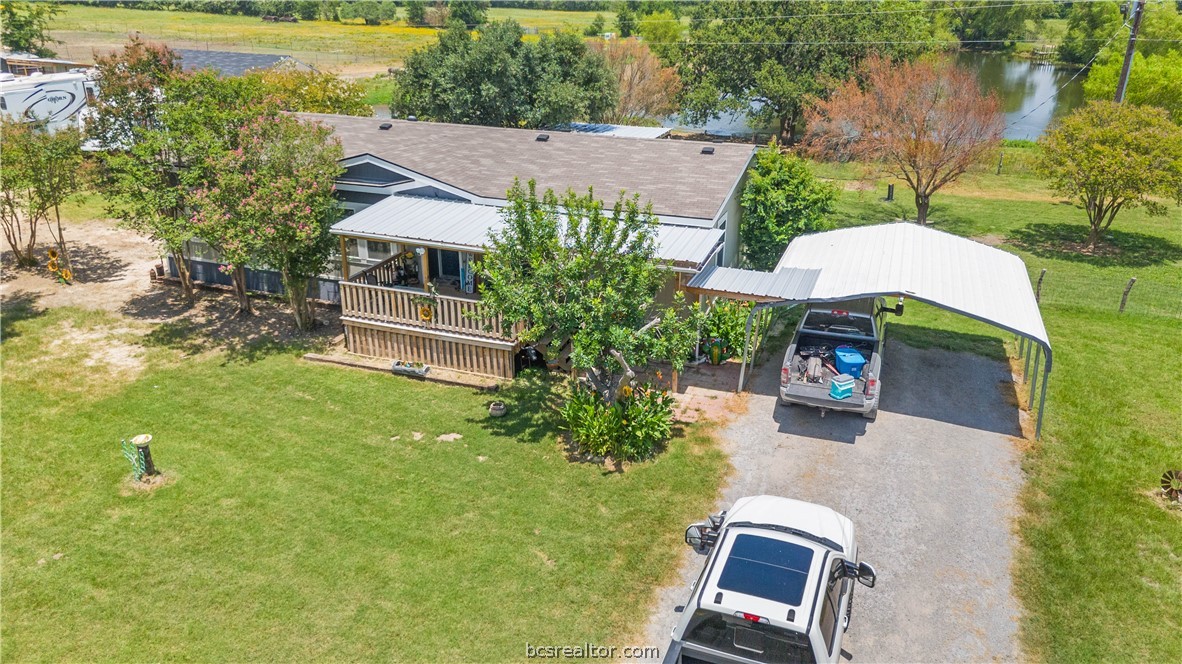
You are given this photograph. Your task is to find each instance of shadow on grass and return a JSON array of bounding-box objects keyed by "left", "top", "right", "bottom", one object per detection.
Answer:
[
  {"left": 1007, "top": 222, "right": 1182, "bottom": 268},
  {"left": 473, "top": 369, "right": 564, "bottom": 445},
  {"left": 0, "top": 291, "right": 44, "bottom": 342},
  {"left": 889, "top": 322, "right": 1010, "bottom": 363}
]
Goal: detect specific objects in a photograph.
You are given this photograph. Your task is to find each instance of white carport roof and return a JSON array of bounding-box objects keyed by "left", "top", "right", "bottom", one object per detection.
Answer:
[{"left": 331, "top": 194, "right": 724, "bottom": 270}]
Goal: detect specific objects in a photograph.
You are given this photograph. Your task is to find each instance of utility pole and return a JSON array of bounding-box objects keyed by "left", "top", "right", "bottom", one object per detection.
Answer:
[{"left": 1115, "top": 0, "right": 1145, "bottom": 103}]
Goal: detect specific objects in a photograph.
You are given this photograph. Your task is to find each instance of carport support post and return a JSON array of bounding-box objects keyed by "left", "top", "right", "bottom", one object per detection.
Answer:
[
  {"left": 1035, "top": 364, "right": 1050, "bottom": 439},
  {"left": 738, "top": 305, "right": 758, "bottom": 392},
  {"left": 1027, "top": 345, "right": 1041, "bottom": 408},
  {"left": 1023, "top": 338, "right": 1033, "bottom": 378}
]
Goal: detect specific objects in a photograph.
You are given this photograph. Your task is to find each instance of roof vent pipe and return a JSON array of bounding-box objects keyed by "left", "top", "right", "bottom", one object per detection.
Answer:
[
  {"left": 379, "top": 123, "right": 392, "bottom": 130},
  {"left": 536, "top": 133, "right": 550, "bottom": 142},
  {"left": 701, "top": 146, "right": 715, "bottom": 155},
  {"left": 406, "top": 115, "right": 417, "bottom": 122}
]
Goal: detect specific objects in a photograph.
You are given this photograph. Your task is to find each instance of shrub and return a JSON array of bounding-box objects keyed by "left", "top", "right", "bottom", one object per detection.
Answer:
[
  {"left": 702, "top": 298, "right": 753, "bottom": 358},
  {"left": 561, "top": 381, "right": 674, "bottom": 462}
]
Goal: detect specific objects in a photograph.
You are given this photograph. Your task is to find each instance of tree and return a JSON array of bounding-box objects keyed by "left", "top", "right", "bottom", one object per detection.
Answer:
[
  {"left": 392, "top": 21, "right": 617, "bottom": 128},
  {"left": 1084, "top": 50, "right": 1182, "bottom": 123},
  {"left": 805, "top": 56, "right": 1004, "bottom": 225},
  {"left": 0, "top": 120, "right": 83, "bottom": 269},
  {"left": 477, "top": 180, "right": 669, "bottom": 403},
  {"left": 404, "top": 0, "right": 428, "bottom": 25},
  {"left": 1, "top": 1, "right": 60, "bottom": 57},
  {"left": 1059, "top": 0, "right": 1122, "bottom": 64},
  {"left": 1139, "top": 0, "right": 1182, "bottom": 58},
  {"left": 592, "top": 38, "right": 680, "bottom": 123},
  {"left": 447, "top": 0, "right": 489, "bottom": 27},
  {"left": 190, "top": 113, "right": 344, "bottom": 330},
  {"left": 636, "top": 9, "right": 681, "bottom": 64},
  {"left": 678, "top": 0, "right": 935, "bottom": 140},
  {"left": 89, "top": 38, "right": 181, "bottom": 149},
  {"left": 248, "top": 68, "right": 373, "bottom": 116},
  {"left": 1036, "top": 101, "right": 1182, "bottom": 252},
  {"left": 583, "top": 13, "right": 606, "bottom": 37},
  {"left": 739, "top": 141, "right": 836, "bottom": 270},
  {"left": 338, "top": 0, "right": 397, "bottom": 25},
  {"left": 946, "top": 0, "right": 1052, "bottom": 45},
  {"left": 615, "top": 5, "right": 637, "bottom": 37}
]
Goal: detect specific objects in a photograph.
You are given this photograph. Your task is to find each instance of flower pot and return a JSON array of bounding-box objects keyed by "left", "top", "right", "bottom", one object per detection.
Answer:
[{"left": 489, "top": 401, "right": 507, "bottom": 418}]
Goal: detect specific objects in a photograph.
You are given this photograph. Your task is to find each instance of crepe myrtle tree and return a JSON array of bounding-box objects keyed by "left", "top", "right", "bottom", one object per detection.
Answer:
[
  {"left": 477, "top": 179, "right": 697, "bottom": 403},
  {"left": 190, "top": 113, "right": 344, "bottom": 328}
]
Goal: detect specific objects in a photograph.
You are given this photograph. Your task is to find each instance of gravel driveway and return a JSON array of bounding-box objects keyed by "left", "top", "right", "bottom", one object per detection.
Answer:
[{"left": 639, "top": 340, "right": 1025, "bottom": 663}]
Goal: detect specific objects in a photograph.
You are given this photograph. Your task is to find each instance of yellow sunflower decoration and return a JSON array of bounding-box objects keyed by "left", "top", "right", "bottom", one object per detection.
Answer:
[
  {"left": 60, "top": 268, "right": 73, "bottom": 283},
  {"left": 47, "top": 258, "right": 59, "bottom": 272},
  {"left": 418, "top": 305, "right": 433, "bottom": 321},
  {"left": 47, "top": 248, "right": 59, "bottom": 260}
]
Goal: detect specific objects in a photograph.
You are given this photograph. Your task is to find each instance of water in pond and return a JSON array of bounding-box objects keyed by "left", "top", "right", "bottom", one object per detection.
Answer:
[
  {"left": 661, "top": 53, "right": 1086, "bottom": 141},
  {"left": 956, "top": 51, "right": 1086, "bottom": 141}
]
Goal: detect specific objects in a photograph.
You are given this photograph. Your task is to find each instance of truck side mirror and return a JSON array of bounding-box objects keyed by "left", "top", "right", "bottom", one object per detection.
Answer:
[
  {"left": 685, "top": 523, "right": 711, "bottom": 554},
  {"left": 856, "top": 561, "right": 877, "bottom": 588},
  {"left": 893, "top": 302, "right": 904, "bottom": 316}
]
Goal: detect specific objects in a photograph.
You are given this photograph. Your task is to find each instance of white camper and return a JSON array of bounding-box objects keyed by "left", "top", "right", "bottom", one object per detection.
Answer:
[{"left": 0, "top": 71, "right": 97, "bottom": 132}]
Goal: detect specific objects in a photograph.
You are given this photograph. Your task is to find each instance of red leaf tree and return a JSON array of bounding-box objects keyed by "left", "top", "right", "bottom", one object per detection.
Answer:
[{"left": 804, "top": 56, "right": 1004, "bottom": 225}]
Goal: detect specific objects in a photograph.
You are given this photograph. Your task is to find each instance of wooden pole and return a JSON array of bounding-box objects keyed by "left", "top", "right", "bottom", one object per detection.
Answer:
[
  {"left": 419, "top": 247, "right": 430, "bottom": 292},
  {"left": 339, "top": 236, "right": 350, "bottom": 281},
  {"left": 1115, "top": 0, "right": 1145, "bottom": 103},
  {"left": 1035, "top": 268, "right": 1046, "bottom": 303},
  {"left": 1119, "top": 277, "right": 1137, "bottom": 313}
]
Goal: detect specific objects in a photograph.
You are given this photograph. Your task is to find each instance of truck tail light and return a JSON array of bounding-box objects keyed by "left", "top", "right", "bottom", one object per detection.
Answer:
[
  {"left": 735, "top": 612, "right": 770, "bottom": 624},
  {"left": 780, "top": 367, "right": 789, "bottom": 385},
  {"left": 866, "top": 377, "right": 878, "bottom": 397}
]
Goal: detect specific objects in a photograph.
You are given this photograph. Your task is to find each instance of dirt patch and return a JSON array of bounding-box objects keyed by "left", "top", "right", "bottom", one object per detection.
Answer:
[
  {"left": 14, "top": 319, "right": 149, "bottom": 382},
  {"left": 119, "top": 471, "right": 178, "bottom": 496},
  {"left": 976, "top": 234, "right": 1007, "bottom": 247},
  {"left": 1142, "top": 489, "right": 1182, "bottom": 518},
  {"left": 436, "top": 433, "right": 463, "bottom": 442}
]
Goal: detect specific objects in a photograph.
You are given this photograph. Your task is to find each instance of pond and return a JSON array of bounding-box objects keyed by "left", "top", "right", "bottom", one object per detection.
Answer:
[{"left": 663, "top": 52, "right": 1087, "bottom": 141}]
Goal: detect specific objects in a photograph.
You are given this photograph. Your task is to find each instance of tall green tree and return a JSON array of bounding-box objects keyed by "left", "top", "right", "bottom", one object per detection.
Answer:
[
  {"left": 1059, "top": 0, "right": 1122, "bottom": 64},
  {"left": 1036, "top": 101, "right": 1182, "bottom": 252},
  {"left": 739, "top": 141, "right": 836, "bottom": 270},
  {"left": 636, "top": 9, "right": 681, "bottom": 64},
  {"left": 190, "top": 113, "right": 344, "bottom": 330},
  {"left": 247, "top": 68, "right": 373, "bottom": 116},
  {"left": 338, "top": 0, "right": 397, "bottom": 25},
  {"left": 0, "top": 120, "right": 82, "bottom": 269},
  {"left": 392, "top": 21, "right": 617, "bottom": 128},
  {"left": 89, "top": 38, "right": 181, "bottom": 149},
  {"left": 678, "top": 0, "right": 935, "bottom": 140},
  {"left": 615, "top": 5, "right": 637, "bottom": 37},
  {"left": 0, "top": 1, "right": 60, "bottom": 57},
  {"left": 404, "top": 0, "right": 428, "bottom": 25},
  {"left": 478, "top": 180, "right": 669, "bottom": 402},
  {"left": 447, "top": 0, "right": 489, "bottom": 27},
  {"left": 945, "top": 0, "right": 1053, "bottom": 45},
  {"left": 1084, "top": 50, "right": 1182, "bottom": 122}
]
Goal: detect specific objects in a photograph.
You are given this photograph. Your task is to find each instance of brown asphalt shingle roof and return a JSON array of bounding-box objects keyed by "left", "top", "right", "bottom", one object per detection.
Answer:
[{"left": 298, "top": 113, "right": 755, "bottom": 221}]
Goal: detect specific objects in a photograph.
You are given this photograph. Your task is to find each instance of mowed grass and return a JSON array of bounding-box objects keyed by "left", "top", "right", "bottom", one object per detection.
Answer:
[
  {"left": 0, "top": 305, "right": 727, "bottom": 661},
  {"left": 817, "top": 152, "right": 1182, "bottom": 662},
  {"left": 50, "top": 5, "right": 613, "bottom": 72}
]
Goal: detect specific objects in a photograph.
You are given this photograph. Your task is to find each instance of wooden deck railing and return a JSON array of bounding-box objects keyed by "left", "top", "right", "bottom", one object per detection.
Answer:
[
  {"left": 339, "top": 280, "right": 518, "bottom": 340},
  {"left": 349, "top": 255, "right": 411, "bottom": 287}
]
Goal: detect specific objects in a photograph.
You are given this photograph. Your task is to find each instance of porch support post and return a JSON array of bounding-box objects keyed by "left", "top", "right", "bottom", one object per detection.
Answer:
[
  {"left": 339, "top": 236, "right": 349, "bottom": 280},
  {"left": 420, "top": 247, "right": 430, "bottom": 292},
  {"left": 1035, "top": 360, "right": 1051, "bottom": 440}
]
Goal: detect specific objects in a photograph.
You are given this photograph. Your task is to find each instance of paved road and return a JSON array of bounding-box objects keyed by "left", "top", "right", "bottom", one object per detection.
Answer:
[{"left": 640, "top": 341, "right": 1024, "bottom": 663}]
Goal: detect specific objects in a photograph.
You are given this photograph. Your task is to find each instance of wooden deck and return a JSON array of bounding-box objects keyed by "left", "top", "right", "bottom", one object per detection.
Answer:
[{"left": 339, "top": 256, "right": 521, "bottom": 379}]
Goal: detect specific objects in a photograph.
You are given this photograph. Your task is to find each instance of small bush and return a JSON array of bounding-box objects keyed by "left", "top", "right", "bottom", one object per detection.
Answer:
[
  {"left": 561, "top": 381, "right": 674, "bottom": 462},
  {"left": 702, "top": 298, "right": 753, "bottom": 358}
]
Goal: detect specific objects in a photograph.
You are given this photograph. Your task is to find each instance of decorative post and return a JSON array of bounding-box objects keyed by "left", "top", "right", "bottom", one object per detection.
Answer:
[
  {"left": 419, "top": 247, "right": 430, "bottom": 292},
  {"left": 132, "top": 434, "right": 157, "bottom": 477}
]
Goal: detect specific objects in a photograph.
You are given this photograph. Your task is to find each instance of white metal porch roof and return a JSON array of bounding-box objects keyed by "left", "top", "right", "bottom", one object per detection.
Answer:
[
  {"left": 689, "top": 222, "right": 1051, "bottom": 367},
  {"left": 331, "top": 194, "right": 724, "bottom": 269}
]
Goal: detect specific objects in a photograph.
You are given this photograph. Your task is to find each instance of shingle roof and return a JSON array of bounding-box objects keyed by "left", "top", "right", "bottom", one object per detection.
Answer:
[
  {"left": 299, "top": 113, "right": 755, "bottom": 221},
  {"left": 332, "top": 194, "right": 725, "bottom": 268},
  {"left": 175, "top": 49, "right": 290, "bottom": 77}
]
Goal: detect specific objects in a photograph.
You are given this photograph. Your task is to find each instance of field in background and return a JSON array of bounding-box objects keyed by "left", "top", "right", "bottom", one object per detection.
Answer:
[
  {"left": 50, "top": 5, "right": 616, "bottom": 77},
  {"left": 816, "top": 149, "right": 1182, "bottom": 662}
]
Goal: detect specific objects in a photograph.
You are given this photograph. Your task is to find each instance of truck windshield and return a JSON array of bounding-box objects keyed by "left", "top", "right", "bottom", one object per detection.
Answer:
[
  {"left": 684, "top": 610, "right": 816, "bottom": 664},
  {"left": 803, "top": 311, "right": 873, "bottom": 337}
]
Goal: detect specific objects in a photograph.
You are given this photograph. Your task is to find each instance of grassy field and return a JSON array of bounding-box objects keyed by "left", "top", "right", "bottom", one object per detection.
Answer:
[
  {"left": 0, "top": 303, "right": 727, "bottom": 661},
  {"left": 50, "top": 5, "right": 613, "bottom": 75},
  {"left": 815, "top": 150, "right": 1182, "bottom": 662}
]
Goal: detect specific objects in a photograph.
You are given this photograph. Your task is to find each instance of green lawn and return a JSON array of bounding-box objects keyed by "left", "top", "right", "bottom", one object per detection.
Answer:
[
  {"left": 0, "top": 304, "right": 727, "bottom": 661},
  {"left": 816, "top": 152, "right": 1182, "bottom": 662}
]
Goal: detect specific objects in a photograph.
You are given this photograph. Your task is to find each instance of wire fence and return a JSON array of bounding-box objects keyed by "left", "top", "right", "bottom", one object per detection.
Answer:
[{"left": 1028, "top": 267, "right": 1180, "bottom": 319}]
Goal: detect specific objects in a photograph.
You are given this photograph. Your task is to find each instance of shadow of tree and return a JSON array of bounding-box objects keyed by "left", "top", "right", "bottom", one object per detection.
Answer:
[
  {"left": 1007, "top": 222, "right": 1182, "bottom": 268},
  {"left": 471, "top": 369, "right": 563, "bottom": 445},
  {"left": 68, "top": 242, "right": 129, "bottom": 284},
  {"left": 0, "top": 291, "right": 45, "bottom": 342}
]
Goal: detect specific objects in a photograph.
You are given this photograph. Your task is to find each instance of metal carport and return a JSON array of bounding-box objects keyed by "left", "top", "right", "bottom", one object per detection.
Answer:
[{"left": 687, "top": 223, "right": 1053, "bottom": 438}]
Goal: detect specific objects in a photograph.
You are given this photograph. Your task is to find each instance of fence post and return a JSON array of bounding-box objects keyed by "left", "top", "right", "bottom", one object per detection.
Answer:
[
  {"left": 1119, "top": 277, "right": 1137, "bottom": 313},
  {"left": 1036, "top": 268, "right": 1046, "bottom": 303},
  {"left": 996, "top": 150, "right": 1004, "bottom": 175}
]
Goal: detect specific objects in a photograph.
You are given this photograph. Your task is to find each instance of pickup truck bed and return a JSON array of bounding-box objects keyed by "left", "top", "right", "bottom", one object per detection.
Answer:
[{"left": 779, "top": 303, "right": 884, "bottom": 418}]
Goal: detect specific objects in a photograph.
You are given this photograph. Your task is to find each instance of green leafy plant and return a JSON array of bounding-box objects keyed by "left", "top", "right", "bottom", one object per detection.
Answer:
[
  {"left": 560, "top": 381, "right": 674, "bottom": 463},
  {"left": 702, "top": 298, "right": 753, "bottom": 359}
]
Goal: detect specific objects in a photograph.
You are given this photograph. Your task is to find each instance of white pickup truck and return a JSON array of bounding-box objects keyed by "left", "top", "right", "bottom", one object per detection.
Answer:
[
  {"left": 663, "top": 496, "right": 877, "bottom": 664},
  {"left": 779, "top": 298, "right": 903, "bottom": 421}
]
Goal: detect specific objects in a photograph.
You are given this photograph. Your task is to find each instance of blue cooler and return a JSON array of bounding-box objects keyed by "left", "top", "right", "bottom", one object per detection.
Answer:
[
  {"left": 835, "top": 346, "right": 867, "bottom": 379},
  {"left": 830, "top": 374, "right": 856, "bottom": 400}
]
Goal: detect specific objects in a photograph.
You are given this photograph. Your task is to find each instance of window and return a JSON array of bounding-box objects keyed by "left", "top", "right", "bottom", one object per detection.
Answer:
[
  {"left": 716, "top": 534, "right": 814, "bottom": 606},
  {"left": 367, "top": 240, "right": 392, "bottom": 260},
  {"left": 683, "top": 611, "right": 815, "bottom": 664},
  {"left": 345, "top": 238, "right": 360, "bottom": 257},
  {"left": 803, "top": 311, "right": 874, "bottom": 337},
  {"left": 819, "top": 559, "right": 847, "bottom": 656}
]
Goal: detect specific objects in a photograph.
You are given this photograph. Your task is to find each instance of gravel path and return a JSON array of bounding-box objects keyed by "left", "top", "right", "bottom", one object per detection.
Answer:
[{"left": 639, "top": 341, "right": 1025, "bottom": 663}]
